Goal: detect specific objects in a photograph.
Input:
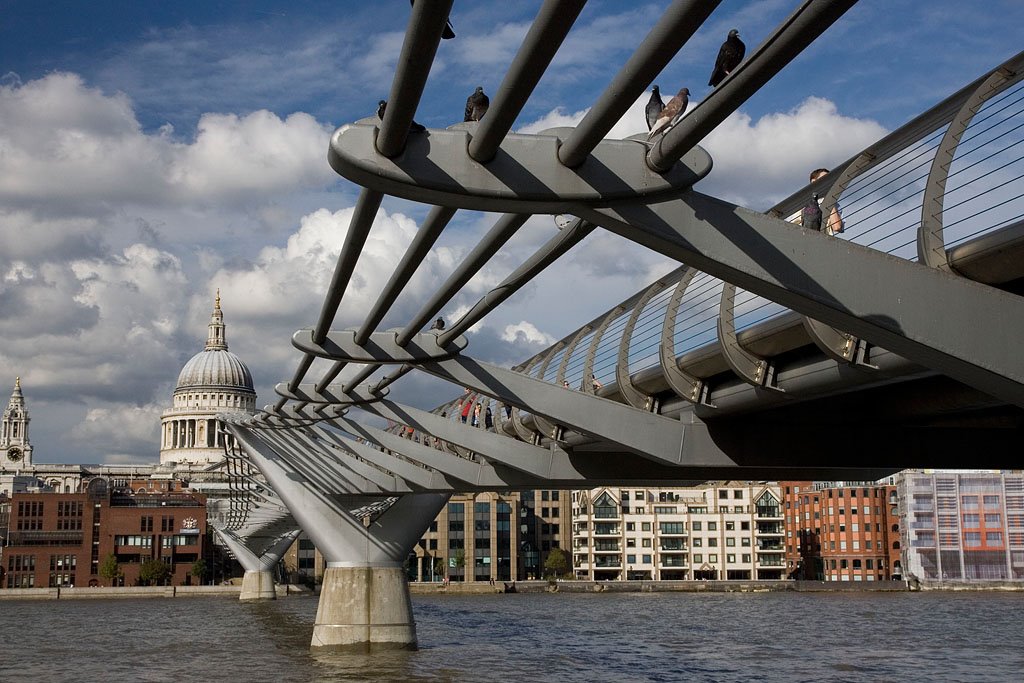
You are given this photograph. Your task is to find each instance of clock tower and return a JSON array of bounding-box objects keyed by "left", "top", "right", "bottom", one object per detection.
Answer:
[{"left": 1, "top": 377, "right": 33, "bottom": 469}]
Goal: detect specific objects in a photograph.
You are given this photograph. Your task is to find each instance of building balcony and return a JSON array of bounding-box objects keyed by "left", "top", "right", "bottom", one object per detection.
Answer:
[
  {"left": 593, "top": 557, "right": 622, "bottom": 569},
  {"left": 593, "top": 526, "right": 621, "bottom": 536},
  {"left": 593, "top": 542, "right": 621, "bottom": 552},
  {"left": 756, "top": 542, "right": 784, "bottom": 552},
  {"left": 757, "top": 558, "right": 785, "bottom": 567},
  {"left": 6, "top": 530, "right": 84, "bottom": 546},
  {"left": 756, "top": 525, "right": 784, "bottom": 535},
  {"left": 660, "top": 557, "right": 688, "bottom": 568},
  {"left": 659, "top": 541, "right": 688, "bottom": 551},
  {"left": 755, "top": 508, "right": 782, "bottom": 519}
]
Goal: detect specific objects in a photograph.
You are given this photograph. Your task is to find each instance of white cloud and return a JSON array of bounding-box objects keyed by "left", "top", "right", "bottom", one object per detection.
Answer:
[
  {"left": 70, "top": 403, "right": 164, "bottom": 461},
  {"left": 0, "top": 73, "right": 336, "bottom": 211},
  {"left": 501, "top": 321, "right": 556, "bottom": 346}
]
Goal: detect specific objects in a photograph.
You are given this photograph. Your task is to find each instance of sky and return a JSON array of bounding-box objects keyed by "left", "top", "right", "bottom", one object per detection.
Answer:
[{"left": 1, "top": 0, "right": 1022, "bottom": 464}]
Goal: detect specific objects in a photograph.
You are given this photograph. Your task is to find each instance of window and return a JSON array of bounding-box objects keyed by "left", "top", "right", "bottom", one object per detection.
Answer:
[
  {"left": 660, "top": 522, "right": 684, "bottom": 534},
  {"left": 719, "top": 490, "right": 728, "bottom": 499},
  {"left": 641, "top": 522, "right": 651, "bottom": 532},
  {"left": 626, "top": 522, "right": 635, "bottom": 531},
  {"left": 963, "top": 514, "right": 980, "bottom": 526},
  {"left": 693, "top": 554, "right": 702, "bottom": 563},
  {"left": 742, "top": 554, "right": 751, "bottom": 563},
  {"left": 693, "top": 538, "right": 702, "bottom": 547},
  {"left": 725, "top": 522, "right": 735, "bottom": 531},
  {"left": 708, "top": 522, "right": 717, "bottom": 531},
  {"left": 741, "top": 521, "right": 750, "bottom": 531},
  {"left": 626, "top": 539, "right": 636, "bottom": 548},
  {"left": 626, "top": 554, "right": 637, "bottom": 564},
  {"left": 726, "top": 538, "right": 736, "bottom": 547},
  {"left": 734, "top": 490, "right": 744, "bottom": 499},
  {"left": 986, "top": 532, "right": 1003, "bottom": 544},
  {"left": 741, "top": 538, "right": 751, "bottom": 547},
  {"left": 692, "top": 521, "right": 702, "bottom": 531},
  {"left": 708, "top": 554, "right": 718, "bottom": 563},
  {"left": 708, "top": 538, "right": 717, "bottom": 547},
  {"left": 642, "top": 554, "right": 652, "bottom": 564},
  {"left": 642, "top": 539, "right": 651, "bottom": 548}
]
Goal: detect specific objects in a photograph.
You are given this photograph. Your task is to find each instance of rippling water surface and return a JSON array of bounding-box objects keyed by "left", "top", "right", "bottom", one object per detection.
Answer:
[{"left": 1, "top": 591, "right": 1022, "bottom": 682}]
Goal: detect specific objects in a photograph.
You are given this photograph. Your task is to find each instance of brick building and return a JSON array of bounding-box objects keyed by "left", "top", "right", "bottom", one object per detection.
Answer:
[
  {"left": 782, "top": 481, "right": 902, "bottom": 582},
  {"left": 3, "top": 479, "right": 207, "bottom": 588}
]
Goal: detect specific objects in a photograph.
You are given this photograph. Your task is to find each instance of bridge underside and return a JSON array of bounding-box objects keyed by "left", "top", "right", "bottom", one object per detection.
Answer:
[{"left": 219, "top": 0, "right": 1024, "bottom": 650}]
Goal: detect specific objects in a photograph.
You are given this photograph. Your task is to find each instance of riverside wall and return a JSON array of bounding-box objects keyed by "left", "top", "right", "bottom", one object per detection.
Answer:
[
  {"left": 409, "top": 579, "right": 912, "bottom": 595},
  {"left": 0, "top": 584, "right": 312, "bottom": 600}
]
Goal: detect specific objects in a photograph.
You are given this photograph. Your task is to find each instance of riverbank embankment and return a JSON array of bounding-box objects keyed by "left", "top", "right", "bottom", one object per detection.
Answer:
[
  {"left": 409, "top": 579, "right": 913, "bottom": 595},
  {"left": 0, "top": 584, "right": 312, "bottom": 600}
]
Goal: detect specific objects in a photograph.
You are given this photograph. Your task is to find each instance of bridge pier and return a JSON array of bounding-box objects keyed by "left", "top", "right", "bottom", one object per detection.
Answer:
[
  {"left": 306, "top": 494, "right": 447, "bottom": 651},
  {"left": 226, "top": 423, "right": 447, "bottom": 650},
  {"left": 216, "top": 527, "right": 301, "bottom": 601},
  {"left": 313, "top": 564, "right": 416, "bottom": 650}
]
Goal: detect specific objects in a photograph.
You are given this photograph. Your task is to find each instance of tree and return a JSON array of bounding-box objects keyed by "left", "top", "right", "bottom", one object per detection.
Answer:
[
  {"left": 190, "top": 559, "right": 207, "bottom": 582},
  {"left": 139, "top": 559, "right": 172, "bottom": 586},
  {"left": 98, "top": 553, "right": 123, "bottom": 587},
  {"left": 544, "top": 547, "right": 570, "bottom": 579},
  {"left": 452, "top": 548, "right": 466, "bottom": 580}
]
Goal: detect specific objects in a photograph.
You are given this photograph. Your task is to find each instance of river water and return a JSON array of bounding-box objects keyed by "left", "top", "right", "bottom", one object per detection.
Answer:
[{"left": 1, "top": 591, "right": 1021, "bottom": 682}]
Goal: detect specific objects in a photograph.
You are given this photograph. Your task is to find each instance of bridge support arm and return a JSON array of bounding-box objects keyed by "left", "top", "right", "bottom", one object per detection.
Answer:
[
  {"left": 216, "top": 527, "right": 301, "bottom": 600},
  {"left": 575, "top": 192, "right": 1024, "bottom": 408}
]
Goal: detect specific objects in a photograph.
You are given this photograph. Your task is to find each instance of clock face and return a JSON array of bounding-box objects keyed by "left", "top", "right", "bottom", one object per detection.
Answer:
[{"left": 7, "top": 447, "right": 23, "bottom": 462}]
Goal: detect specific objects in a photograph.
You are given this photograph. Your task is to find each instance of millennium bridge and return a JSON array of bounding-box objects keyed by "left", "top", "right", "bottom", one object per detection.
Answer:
[{"left": 210, "top": 0, "right": 1024, "bottom": 650}]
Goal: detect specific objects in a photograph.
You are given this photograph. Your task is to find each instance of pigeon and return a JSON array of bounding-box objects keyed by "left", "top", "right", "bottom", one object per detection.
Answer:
[
  {"left": 708, "top": 29, "right": 745, "bottom": 87},
  {"left": 465, "top": 86, "right": 489, "bottom": 122},
  {"left": 645, "top": 85, "right": 664, "bottom": 131},
  {"left": 410, "top": 0, "right": 455, "bottom": 39},
  {"left": 647, "top": 87, "right": 689, "bottom": 140},
  {"left": 801, "top": 193, "right": 823, "bottom": 231},
  {"left": 377, "top": 100, "right": 426, "bottom": 132},
  {"left": 430, "top": 317, "right": 445, "bottom": 331}
]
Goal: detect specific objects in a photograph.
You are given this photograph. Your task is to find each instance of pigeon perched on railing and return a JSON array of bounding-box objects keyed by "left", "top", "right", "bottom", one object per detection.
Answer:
[
  {"left": 645, "top": 85, "right": 664, "bottom": 131},
  {"left": 647, "top": 88, "right": 689, "bottom": 140},
  {"left": 801, "top": 193, "right": 823, "bottom": 231},
  {"left": 709, "top": 29, "right": 745, "bottom": 87},
  {"left": 465, "top": 87, "right": 489, "bottom": 122},
  {"left": 377, "top": 100, "right": 426, "bottom": 132}
]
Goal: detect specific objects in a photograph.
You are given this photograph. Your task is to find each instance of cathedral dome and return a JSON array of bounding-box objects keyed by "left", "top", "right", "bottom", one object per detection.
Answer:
[
  {"left": 176, "top": 349, "right": 254, "bottom": 392},
  {"left": 172, "top": 292, "right": 254, "bottom": 395}
]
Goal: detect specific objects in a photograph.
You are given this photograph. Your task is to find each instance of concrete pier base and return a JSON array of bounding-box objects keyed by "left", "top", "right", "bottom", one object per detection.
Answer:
[
  {"left": 239, "top": 570, "right": 277, "bottom": 601},
  {"left": 311, "top": 565, "right": 417, "bottom": 651}
]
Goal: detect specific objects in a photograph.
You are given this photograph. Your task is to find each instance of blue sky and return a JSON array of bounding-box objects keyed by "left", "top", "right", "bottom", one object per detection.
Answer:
[{"left": 1, "top": 0, "right": 1022, "bottom": 464}]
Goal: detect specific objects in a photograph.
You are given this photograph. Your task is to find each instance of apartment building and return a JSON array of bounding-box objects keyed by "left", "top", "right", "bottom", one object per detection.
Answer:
[{"left": 571, "top": 483, "right": 784, "bottom": 581}]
